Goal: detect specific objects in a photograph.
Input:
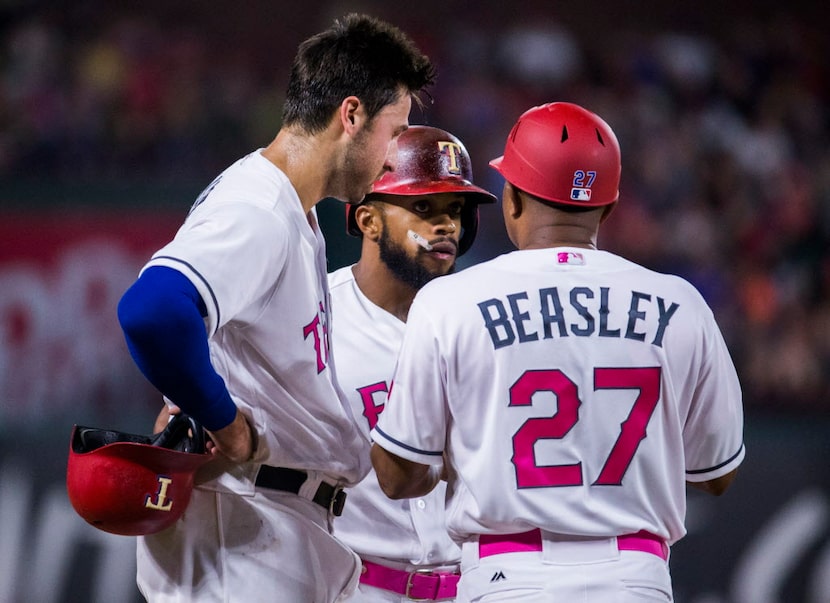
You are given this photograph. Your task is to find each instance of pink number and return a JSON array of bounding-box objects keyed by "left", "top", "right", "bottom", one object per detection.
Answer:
[
  {"left": 510, "top": 367, "right": 661, "bottom": 488},
  {"left": 593, "top": 367, "right": 661, "bottom": 485},
  {"left": 510, "top": 370, "right": 582, "bottom": 487}
]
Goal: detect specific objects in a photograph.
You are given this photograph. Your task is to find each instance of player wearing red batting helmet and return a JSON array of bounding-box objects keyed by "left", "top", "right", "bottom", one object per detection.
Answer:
[
  {"left": 347, "top": 125, "right": 496, "bottom": 259},
  {"left": 332, "top": 124, "right": 494, "bottom": 601}
]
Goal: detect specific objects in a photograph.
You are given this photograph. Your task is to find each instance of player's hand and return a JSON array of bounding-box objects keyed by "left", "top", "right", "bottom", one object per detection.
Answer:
[
  {"left": 206, "top": 410, "right": 257, "bottom": 463},
  {"left": 152, "top": 403, "right": 181, "bottom": 434}
]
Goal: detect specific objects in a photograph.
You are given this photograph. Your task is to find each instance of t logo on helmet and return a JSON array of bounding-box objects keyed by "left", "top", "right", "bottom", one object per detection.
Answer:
[
  {"left": 437, "top": 141, "right": 463, "bottom": 175},
  {"left": 145, "top": 475, "right": 175, "bottom": 511},
  {"left": 66, "top": 414, "right": 209, "bottom": 535}
]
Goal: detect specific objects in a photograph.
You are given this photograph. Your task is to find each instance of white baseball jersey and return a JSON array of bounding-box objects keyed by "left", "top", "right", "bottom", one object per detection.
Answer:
[
  {"left": 328, "top": 265, "right": 460, "bottom": 569},
  {"left": 144, "top": 150, "right": 370, "bottom": 489},
  {"left": 372, "top": 247, "right": 744, "bottom": 547}
]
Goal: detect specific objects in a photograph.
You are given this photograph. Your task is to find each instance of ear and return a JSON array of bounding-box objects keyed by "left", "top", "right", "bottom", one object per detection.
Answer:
[
  {"left": 504, "top": 183, "right": 523, "bottom": 219},
  {"left": 355, "top": 203, "right": 382, "bottom": 241},
  {"left": 339, "top": 96, "right": 364, "bottom": 136}
]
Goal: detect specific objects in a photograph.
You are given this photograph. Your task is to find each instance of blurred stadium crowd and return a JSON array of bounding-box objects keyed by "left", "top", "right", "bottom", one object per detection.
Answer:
[{"left": 1, "top": 3, "right": 828, "bottom": 411}]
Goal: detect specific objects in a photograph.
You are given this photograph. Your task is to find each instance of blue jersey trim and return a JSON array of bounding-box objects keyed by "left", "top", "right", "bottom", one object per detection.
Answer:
[
  {"left": 686, "top": 443, "right": 744, "bottom": 475},
  {"left": 373, "top": 425, "right": 443, "bottom": 457}
]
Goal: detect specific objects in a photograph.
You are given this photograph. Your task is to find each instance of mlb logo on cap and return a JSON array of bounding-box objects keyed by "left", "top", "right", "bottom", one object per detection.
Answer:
[{"left": 570, "top": 188, "right": 592, "bottom": 201}]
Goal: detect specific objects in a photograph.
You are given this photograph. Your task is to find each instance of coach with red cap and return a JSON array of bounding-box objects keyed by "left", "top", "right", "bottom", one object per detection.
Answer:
[{"left": 370, "top": 102, "right": 745, "bottom": 602}]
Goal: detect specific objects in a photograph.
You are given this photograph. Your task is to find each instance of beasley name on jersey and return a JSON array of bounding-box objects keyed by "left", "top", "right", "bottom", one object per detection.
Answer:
[{"left": 478, "top": 283, "right": 679, "bottom": 350}]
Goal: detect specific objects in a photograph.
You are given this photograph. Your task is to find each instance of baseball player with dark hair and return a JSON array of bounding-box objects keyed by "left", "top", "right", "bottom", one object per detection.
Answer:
[
  {"left": 116, "top": 13, "right": 435, "bottom": 602},
  {"left": 330, "top": 125, "right": 495, "bottom": 602},
  {"left": 370, "top": 102, "right": 745, "bottom": 601}
]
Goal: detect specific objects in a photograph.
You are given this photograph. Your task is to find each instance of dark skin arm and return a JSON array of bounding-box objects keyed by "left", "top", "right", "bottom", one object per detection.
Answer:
[
  {"left": 371, "top": 443, "right": 442, "bottom": 499},
  {"left": 687, "top": 468, "right": 738, "bottom": 496}
]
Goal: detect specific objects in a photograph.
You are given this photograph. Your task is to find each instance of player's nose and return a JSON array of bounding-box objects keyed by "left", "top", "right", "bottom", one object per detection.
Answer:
[
  {"left": 434, "top": 214, "right": 459, "bottom": 236},
  {"left": 383, "top": 138, "right": 399, "bottom": 173}
]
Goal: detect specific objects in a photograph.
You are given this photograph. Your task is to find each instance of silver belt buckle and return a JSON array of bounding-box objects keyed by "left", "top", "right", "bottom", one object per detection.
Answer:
[
  {"left": 405, "top": 568, "right": 434, "bottom": 601},
  {"left": 329, "top": 486, "right": 346, "bottom": 516}
]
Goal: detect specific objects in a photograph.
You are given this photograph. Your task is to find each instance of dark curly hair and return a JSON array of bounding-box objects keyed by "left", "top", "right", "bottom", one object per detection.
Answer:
[{"left": 282, "top": 13, "right": 436, "bottom": 133}]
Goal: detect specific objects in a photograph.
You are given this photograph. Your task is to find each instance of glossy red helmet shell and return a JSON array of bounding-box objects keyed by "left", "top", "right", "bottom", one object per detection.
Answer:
[
  {"left": 347, "top": 125, "right": 496, "bottom": 256},
  {"left": 489, "top": 102, "right": 621, "bottom": 207},
  {"left": 66, "top": 414, "right": 210, "bottom": 536}
]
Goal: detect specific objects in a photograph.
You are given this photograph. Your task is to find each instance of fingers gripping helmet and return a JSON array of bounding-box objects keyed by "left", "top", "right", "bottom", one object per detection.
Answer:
[
  {"left": 489, "top": 102, "right": 621, "bottom": 207},
  {"left": 66, "top": 413, "right": 210, "bottom": 536},
  {"left": 347, "top": 125, "right": 496, "bottom": 256}
]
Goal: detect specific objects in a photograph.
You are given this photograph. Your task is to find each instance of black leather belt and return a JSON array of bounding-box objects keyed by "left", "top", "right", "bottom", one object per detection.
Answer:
[{"left": 255, "top": 466, "right": 346, "bottom": 516}]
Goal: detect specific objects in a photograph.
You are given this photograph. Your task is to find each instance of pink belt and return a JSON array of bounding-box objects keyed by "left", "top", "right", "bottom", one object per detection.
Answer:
[
  {"left": 478, "top": 529, "right": 669, "bottom": 561},
  {"left": 360, "top": 559, "right": 460, "bottom": 601}
]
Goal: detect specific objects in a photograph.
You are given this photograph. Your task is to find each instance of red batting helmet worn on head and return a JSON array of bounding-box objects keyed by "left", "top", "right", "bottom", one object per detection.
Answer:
[
  {"left": 66, "top": 413, "right": 210, "bottom": 536},
  {"left": 489, "top": 102, "right": 621, "bottom": 207},
  {"left": 347, "top": 125, "right": 496, "bottom": 256}
]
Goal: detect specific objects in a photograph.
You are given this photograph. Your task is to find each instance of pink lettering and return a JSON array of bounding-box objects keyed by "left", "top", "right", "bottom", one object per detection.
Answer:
[
  {"left": 355, "top": 381, "right": 389, "bottom": 429},
  {"left": 303, "top": 313, "right": 326, "bottom": 373}
]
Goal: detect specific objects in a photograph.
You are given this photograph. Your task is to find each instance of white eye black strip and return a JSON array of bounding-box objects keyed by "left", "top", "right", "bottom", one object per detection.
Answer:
[{"left": 407, "top": 230, "right": 433, "bottom": 251}]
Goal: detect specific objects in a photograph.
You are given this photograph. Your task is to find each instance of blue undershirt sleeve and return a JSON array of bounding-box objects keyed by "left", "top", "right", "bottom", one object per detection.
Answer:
[{"left": 117, "top": 265, "right": 237, "bottom": 431}]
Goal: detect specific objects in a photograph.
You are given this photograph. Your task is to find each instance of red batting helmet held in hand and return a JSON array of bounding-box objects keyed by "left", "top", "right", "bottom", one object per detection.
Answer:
[
  {"left": 489, "top": 102, "right": 621, "bottom": 207},
  {"left": 66, "top": 413, "right": 210, "bottom": 536},
  {"left": 347, "top": 125, "right": 496, "bottom": 256}
]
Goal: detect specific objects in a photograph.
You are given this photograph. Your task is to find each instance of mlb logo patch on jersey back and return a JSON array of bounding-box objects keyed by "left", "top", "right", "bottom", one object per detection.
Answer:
[
  {"left": 571, "top": 188, "right": 592, "bottom": 201},
  {"left": 557, "top": 251, "right": 585, "bottom": 265}
]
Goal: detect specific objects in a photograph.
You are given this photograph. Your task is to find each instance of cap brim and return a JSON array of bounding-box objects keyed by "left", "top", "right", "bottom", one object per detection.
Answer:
[
  {"left": 371, "top": 180, "right": 497, "bottom": 204},
  {"left": 489, "top": 156, "right": 505, "bottom": 171}
]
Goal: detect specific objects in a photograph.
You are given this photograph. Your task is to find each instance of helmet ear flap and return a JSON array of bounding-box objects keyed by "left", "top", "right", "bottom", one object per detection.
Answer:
[
  {"left": 150, "top": 413, "right": 206, "bottom": 454},
  {"left": 458, "top": 202, "right": 480, "bottom": 257}
]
